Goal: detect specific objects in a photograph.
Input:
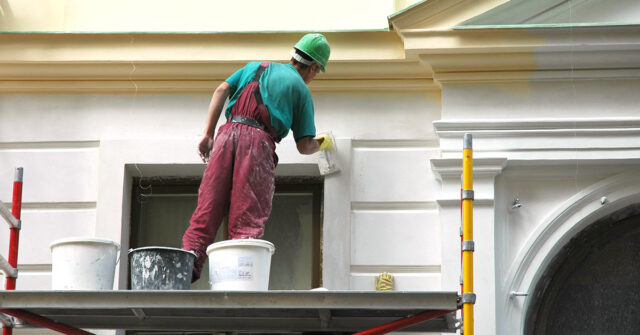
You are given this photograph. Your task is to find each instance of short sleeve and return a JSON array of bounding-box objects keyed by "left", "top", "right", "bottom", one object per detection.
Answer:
[
  {"left": 291, "top": 90, "right": 316, "bottom": 141},
  {"left": 225, "top": 65, "right": 246, "bottom": 97}
]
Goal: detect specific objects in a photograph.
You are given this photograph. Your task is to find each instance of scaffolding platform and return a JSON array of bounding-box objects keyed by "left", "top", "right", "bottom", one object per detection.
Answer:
[{"left": 0, "top": 290, "right": 458, "bottom": 333}]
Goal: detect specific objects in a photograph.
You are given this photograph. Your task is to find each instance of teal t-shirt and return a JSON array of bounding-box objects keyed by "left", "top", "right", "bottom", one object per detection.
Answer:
[{"left": 224, "top": 62, "right": 316, "bottom": 141}]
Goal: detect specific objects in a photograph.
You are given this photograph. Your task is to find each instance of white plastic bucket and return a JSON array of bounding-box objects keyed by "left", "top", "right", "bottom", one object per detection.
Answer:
[
  {"left": 50, "top": 237, "right": 120, "bottom": 290},
  {"left": 206, "top": 239, "right": 275, "bottom": 291}
]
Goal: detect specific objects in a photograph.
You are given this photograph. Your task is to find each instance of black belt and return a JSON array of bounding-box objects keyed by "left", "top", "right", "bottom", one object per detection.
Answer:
[{"left": 230, "top": 115, "right": 263, "bottom": 129}]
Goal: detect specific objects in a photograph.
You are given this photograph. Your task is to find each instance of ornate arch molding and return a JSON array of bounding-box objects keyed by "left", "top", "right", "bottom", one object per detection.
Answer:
[{"left": 503, "top": 171, "right": 640, "bottom": 333}]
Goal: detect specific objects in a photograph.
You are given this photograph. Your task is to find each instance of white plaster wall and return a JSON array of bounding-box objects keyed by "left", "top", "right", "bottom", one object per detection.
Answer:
[
  {"left": 350, "top": 144, "right": 442, "bottom": 291},
  {"left": 314, "top": 92, "right": 441, "bottom": 140},
  {"left": 497, "top": 165, "right": 637, "bottom": 271},
  {"left": 494, "top": 164, "right": 640, "bottom": 334},
  {"left": 2, "top": 0, "right": 395, "bottom": 32},
  {"left": 438, "top": 72, "right": 640, "bottom": 335},
  {"left": 441, "top": 79, "right": 640, "bottom": 120},
  {"left": 0, "top": 90, "right": 444, "bottom": 293}
]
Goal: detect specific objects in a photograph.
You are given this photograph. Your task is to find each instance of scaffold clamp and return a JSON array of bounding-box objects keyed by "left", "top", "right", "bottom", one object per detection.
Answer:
[
  {"left": 462, "top": 189, "right": 474, "bottom": 200},
  {"left": 461, "top": 293, "right": 476, "bottom": 305},
  {"left": 462, "top": 241, "right": 475, "bottom": 252}
]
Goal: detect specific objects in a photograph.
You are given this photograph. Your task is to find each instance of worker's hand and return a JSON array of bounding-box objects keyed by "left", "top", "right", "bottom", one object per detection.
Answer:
[
  {"left": 198, "top": 136, "right": 214, "bottom": 163},
  {"left": 315, "top": 133, "right": 333, "bottom": 151}
]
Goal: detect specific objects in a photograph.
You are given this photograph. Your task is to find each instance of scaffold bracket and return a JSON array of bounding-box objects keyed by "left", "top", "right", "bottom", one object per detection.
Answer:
[{"left": 0, "top": 201, "right": 20, "bottom": 229}]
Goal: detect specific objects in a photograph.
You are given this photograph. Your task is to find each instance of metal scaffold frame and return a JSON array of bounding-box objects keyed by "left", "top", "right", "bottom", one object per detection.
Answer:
[
  {"left": 0, "top": 167, "right": 22, "bottom": 335},
  {"left": 0, "top": 168, "right": 93, "bottom": 334},
  {"left": 0, "top": 134, "right": 475, "bottom": 335}
]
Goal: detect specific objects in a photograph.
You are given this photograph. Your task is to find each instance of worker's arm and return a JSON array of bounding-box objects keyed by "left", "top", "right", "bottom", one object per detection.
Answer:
[
  {"left": 199, "top": 82, "right": 231, "bottom": 162},
  {"left": 296, "top": 136, "right": 321, "bottom": 155}
]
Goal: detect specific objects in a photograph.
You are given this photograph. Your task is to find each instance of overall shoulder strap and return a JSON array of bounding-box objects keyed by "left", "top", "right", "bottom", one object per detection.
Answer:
[{"left": 252, "top": 62, "right": 271, "bottom": 82}]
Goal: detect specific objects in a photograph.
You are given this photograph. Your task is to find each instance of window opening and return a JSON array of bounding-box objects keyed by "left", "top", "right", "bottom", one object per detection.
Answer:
[{"left": 130, "top": 176, "right": 323, "bottom": 291}]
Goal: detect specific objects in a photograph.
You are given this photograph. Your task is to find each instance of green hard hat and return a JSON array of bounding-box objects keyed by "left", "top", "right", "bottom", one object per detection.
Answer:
[{"left": 294, "top": 33, "right": 331, "bottom": 72}]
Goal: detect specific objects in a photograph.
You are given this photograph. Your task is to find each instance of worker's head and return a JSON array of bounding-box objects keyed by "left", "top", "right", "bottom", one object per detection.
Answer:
[{"left": 290, "top": 33, "right": 330, "bottom": 84}]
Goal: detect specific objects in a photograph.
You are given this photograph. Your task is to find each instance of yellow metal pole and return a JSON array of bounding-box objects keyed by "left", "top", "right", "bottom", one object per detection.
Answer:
[{"left": 462, "top": 134, "right": 475, "bottom": 335}]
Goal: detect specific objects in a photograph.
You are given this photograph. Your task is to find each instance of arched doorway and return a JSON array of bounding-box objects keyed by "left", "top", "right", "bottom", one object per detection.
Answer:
[{"left": 525, "top": 204, "right": 640, "bottom": 334}]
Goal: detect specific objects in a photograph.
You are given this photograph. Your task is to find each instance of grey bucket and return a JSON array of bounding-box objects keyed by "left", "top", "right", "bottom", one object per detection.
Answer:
[{"left": 129, "top": 247, "right": 196, "bottom": 290}]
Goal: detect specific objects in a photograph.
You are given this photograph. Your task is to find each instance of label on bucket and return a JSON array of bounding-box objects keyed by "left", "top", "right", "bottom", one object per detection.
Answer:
[{"left": 212, "top": 256, "right": 254, "bottom": 282}]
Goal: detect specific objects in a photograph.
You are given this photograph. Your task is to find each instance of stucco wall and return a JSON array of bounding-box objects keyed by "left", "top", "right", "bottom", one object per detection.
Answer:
[
  {"left": 3, "top": 1, "right": 640, "bottom": 335},
  {"left": 436, "top": 72, "right": 640, "bottom": 334},
  {"left": 0, "top": 89, "right": 443, "bottom": 292},
  {"left": 1, "top": 0, "right": 396, "bottom": 32}
]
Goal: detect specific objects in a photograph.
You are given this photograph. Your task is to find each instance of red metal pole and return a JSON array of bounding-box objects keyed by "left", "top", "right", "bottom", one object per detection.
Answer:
[
  {"left": 0, "top": 309, "right": 94, "bottom": 335},
  {"left": 6, "top": 167, "right": 23, "bottom": 291},
  {"left": 352, "top": 310, "right": 454, "bottom": 335},
  {"left": 3, "top": 168, "right": 22, "bottom": 335}
]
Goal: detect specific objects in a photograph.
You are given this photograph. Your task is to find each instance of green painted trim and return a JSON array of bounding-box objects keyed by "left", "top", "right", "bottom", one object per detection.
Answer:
[
  {"left": 387, "top": 0, "right": 429, "bottom": 20},
  {"left": 454, "top": 22, "right": 640, "bottom": 29}
]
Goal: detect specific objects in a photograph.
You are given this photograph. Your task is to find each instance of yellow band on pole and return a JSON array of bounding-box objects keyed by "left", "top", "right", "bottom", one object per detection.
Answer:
[{"left": 462, "top": 134, "right": 474, "bottom": 335}]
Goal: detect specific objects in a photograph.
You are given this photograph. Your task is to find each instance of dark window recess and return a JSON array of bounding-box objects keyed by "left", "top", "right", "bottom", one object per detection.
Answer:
[{"left": 130, "top": 176, "right": 323, "bottom": 291}]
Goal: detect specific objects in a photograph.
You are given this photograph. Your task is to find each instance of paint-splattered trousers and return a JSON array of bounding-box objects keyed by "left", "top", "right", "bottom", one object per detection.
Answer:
[{"left": 181, "top": 122, "right": 278, "bottom": 281}]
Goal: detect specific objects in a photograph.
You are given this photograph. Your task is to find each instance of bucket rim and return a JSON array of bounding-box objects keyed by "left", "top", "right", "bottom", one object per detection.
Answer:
[
  {"left": 128, "top": 246, "right": 196, "bottom": 257},
  {"left": 206, "top": 238, "right": 275, "bottom": 254},
  {"left": 50, "top": 237, "right": 121, "bottom": 250}
]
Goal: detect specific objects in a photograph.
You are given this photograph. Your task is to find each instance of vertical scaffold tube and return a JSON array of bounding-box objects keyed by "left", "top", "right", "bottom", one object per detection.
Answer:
[
  {"left": 6, "top": 167, "right": 23, "bottom": 291},
  {"left": 462, "top": 134, "right": 474, "bottom": 335},
  {"left": 4, "top": 168, "right": 23, "bottom": 335}
]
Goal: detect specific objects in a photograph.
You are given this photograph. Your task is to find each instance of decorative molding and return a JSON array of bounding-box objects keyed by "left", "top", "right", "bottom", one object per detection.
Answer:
[
  {"left": 16, "top": 264, "right": 52, "bottom": 272},
  {"left": 433, "top": 118, "right": 640, "bottom": 160},
  {"left": 0, "top": 61, "right": 431, "bottom": 81},
  {"left": 430, "top": 157, "right": 508, "bottom": 180},
  {"left": 309, "top": 79, "right": 438, "bottom": 92},
  {"left": 397, "top": 24, "right": 640, "bottom": 78},
  {"left": 20, "top": 202, "right": 97, "bottom": 210},
  {"left": 0, "top": 141, "right": 100, "bottom": 150},
  {"left": 502, "top": 171, "right": 640, "bottom": 334},
  {"left": 434, "top": 69, "right": 640, "bottom": 83},
  {"left": 350, "top": 201, "right": 438, "bottom": 211},
  {"left": 434, "top": 118, "right": 640, "bottom": 134},
  {"left": 351, "top": 139, "right": 440, "bottom": 149},
  {"left": 0, "top": 32, "right": 438, "bottom": 93},
  {"left": 0, "top": 78, "right": 438, "bottom": 94},
  {"left": 0, "top": 32, "right": 405, "bottom": 62},
  {"left": 350, "top": 264, "right": 441, "bottom": 273},
  {"left": 436, "top": 198, "right": 495, "bottom": 207}
]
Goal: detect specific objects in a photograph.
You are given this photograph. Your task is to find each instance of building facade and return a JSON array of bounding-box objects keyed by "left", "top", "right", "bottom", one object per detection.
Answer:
[{"left": 2, "top": 0, "right": 640, "bottom": 334}]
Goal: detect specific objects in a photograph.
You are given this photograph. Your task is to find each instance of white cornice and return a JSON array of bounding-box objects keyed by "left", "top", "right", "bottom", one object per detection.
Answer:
[
  {"left": 0, "top": 32, "right": 406, "bottom": 62},
  {"left": 396, "top": 24, "right": 640, "bottom": 81},
  {"left": 431, "top": 157, "right": 508, "bottom": 181},
  {"left": 434, "top": 69, "right": 640, "bottom": 83},
  {"left": 433, "top": 118, "right": 640, "bottom": 160},
  {"left": 0, "top": 78, "right": 438, "bottom": 94},
  {"left": 434, "top": 118, "right": 640, "bottom": 133}
]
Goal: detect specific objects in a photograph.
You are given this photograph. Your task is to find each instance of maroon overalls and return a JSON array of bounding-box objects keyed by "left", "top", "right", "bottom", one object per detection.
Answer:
[{"left": 182, "top": 62, "right": 280, "bottom": 280}]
